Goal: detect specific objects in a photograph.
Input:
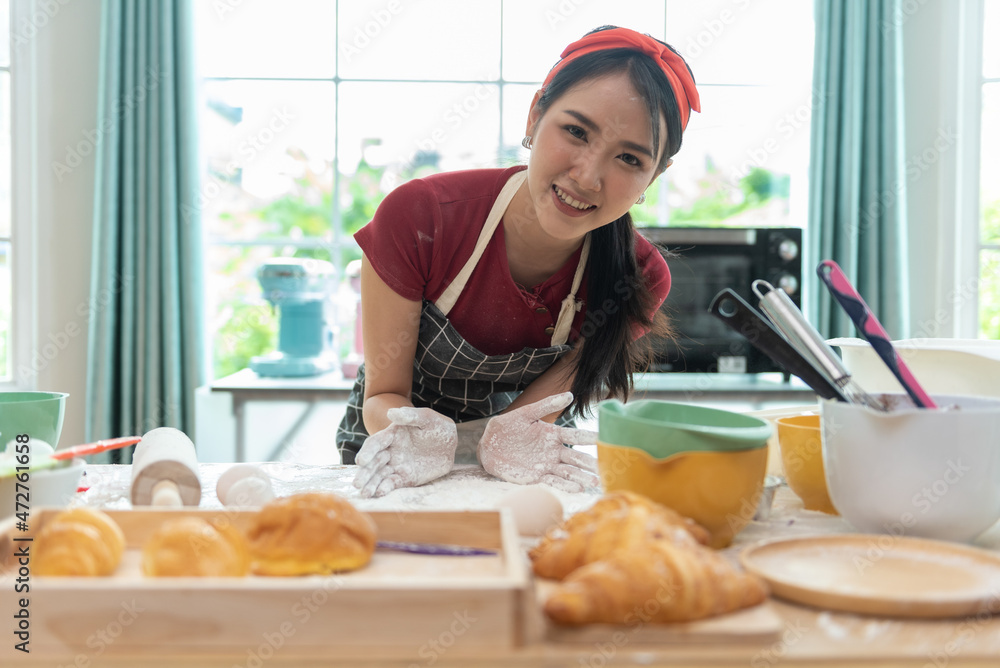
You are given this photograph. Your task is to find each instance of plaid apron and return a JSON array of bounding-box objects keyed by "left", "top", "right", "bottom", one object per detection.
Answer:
[{"left": 336, "top": 171, "right": 589, "bottom": 464}]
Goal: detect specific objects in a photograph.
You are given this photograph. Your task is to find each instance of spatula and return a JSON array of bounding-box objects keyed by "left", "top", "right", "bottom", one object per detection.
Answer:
[
  {"left": 50, "top": 436, "right": 142, "bottom": 460},
  {"left": 816, "top": 260, "right": 937, "bottom": 409}
]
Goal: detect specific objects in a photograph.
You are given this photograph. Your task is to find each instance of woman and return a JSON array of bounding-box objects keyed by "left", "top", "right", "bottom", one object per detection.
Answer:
[{"left": 338, "top": 26, "right": 700, "bottom": 498}]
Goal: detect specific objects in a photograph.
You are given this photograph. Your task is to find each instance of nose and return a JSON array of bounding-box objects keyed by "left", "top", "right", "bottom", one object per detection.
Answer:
[{"left": 568, "top": 146, "right": 602, "bottom": 193}]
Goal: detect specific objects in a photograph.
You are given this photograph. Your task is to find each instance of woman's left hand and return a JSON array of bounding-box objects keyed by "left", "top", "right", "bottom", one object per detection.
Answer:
[{"left": 478, "top": 392, "right": 599, "bottom": 493}]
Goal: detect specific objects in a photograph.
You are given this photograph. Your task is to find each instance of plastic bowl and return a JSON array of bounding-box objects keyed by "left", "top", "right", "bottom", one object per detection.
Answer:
[
  {"left": 822, "top": 393, "right": 1000, "bottom": 543},
  {"left": 598, "top": 399, "right": 774, "bottom": 459},
  {"left": 830, "top": 337, "right": 1000, "bottom": 399},
  {"left": 0, "top": 458, "right": 85, "bottom": 519},
  {"left": 0, "top": 391, "right": 69, "bottom": 449},
  {"left": 597, "top": 399, "right": 772, "bottom": 548},
  {"left": 775, "top": 414, "right": 838, "bottom": 514}
]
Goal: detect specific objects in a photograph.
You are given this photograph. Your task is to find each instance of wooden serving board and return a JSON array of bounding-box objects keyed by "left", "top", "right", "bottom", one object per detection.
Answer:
[
  {"left": 0, "top": 507, "right": 530, "bottom": 658},
  {"left": 530, "top": 579, "right": 785, "bottom": 645}
]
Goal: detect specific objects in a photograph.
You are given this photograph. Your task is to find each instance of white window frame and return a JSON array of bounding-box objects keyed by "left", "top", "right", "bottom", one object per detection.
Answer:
[
  {"left": 2, "top": 0, "right": 38, "bottom": 390},
  {"left": 942, "top": 0, "right": 986, "bottom": 337}
]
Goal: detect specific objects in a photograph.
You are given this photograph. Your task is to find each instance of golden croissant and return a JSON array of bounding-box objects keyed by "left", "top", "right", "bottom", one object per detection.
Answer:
[
  {"left": 530, "top": 491, "right": 710, "bottom": 580},
  {"left": 543, "top": 538, "right": 768, "bottom": 625},
  {"left": 34, "top": 508, "right": 126, "bottom": 576}
]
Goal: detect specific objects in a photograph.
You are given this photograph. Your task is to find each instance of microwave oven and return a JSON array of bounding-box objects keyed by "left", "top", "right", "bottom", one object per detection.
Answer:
[{"left": 638, "top": 226, "right": 803, "bottom": 374}]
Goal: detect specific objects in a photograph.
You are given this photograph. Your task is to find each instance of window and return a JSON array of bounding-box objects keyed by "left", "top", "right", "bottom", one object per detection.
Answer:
[
  {"left": 980, "top": 0, "right": 1000, "bottom": 338},
  {"left": 195, "top": 0, "right": 815, "bottom": 379},
  {"left": 0, "top": 0, "right": 10, "bottom": 380}
]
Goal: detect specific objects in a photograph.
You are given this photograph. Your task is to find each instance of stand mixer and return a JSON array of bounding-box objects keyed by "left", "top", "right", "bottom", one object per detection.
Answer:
[{"left": 250, "top": 257, "right": 337, "bottom": 377}]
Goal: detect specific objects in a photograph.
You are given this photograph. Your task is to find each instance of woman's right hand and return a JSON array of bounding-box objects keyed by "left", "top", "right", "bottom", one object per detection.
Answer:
[{"left": 352, "top": 407, "right": 458, "bottom": 498}]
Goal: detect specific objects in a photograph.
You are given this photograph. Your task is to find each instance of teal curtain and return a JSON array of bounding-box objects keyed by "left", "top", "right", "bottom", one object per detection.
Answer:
[
  {"left": 86, "top": 0, "right": 205, "bottom": 462},
  {"left": 809, "top": 0, "right": 910, "bottom": 339}
]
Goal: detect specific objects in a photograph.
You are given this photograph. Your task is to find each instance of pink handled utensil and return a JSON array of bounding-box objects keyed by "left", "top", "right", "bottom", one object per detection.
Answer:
[
  {"left": 817, "top": 260, "right": 937, "bottom": 409},
  {"left": 50, "top": 436, "right": 142, "bottom": 461}
]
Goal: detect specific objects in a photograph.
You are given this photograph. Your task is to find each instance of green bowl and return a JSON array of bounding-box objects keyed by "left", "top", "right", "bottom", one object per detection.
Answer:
[
  {"left": 598, "top": 399, "right": 772, "bottom": 459},
  {"left": 0, "top": 391, "right": 69, "bottom": 449}
]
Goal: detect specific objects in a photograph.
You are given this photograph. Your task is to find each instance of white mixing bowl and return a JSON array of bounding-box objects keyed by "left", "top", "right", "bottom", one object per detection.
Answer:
[
  {"left": 822, "top": 394, "right": 1000, "bottom": 543},
  {"left": 829, "top": 337, "right": 1000, "bottom": 398}
]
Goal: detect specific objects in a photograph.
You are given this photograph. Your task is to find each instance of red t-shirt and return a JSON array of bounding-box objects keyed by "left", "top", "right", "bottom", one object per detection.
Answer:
[{"left": 355, "top": 166, "right": 671, "bottom": 356}]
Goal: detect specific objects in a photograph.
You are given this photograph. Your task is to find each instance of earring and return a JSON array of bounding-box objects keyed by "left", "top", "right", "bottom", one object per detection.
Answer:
[
  {"left": 521, "top": 136, "right": 532, "bottom": 150},
  {"left": 636, "top": 193, "right": 646, "bottom": 205}
]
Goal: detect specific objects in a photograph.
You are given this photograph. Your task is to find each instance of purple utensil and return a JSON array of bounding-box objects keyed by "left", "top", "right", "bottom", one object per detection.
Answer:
[{"left": 816, "top": 260, "right": 937, "bottom": 409}]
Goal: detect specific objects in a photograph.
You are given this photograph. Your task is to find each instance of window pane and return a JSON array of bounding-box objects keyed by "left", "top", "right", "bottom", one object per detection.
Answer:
[
  {"left": 195, "top": 0, "right": 336, "bottom": 79},
  {"left": 982, "top": 249, "right": 1000, "bottom": 339},
  {"left": 501, "top": 84, "right": 537, "bottom": 165},
  {"left": 207, "top": 244, "right": 333, "bottom": 379},
  {"left": 201, "top": 80, "right": 336, "bottom": 243},
  {"left": 985, "top": 0, "right": 1000, "bottom": 79},
  {"left": 665, "top": 0, "right": 814, "bottom": 86},
  {"left": 983, "top": 83, "right": 1000, "bottom": 244},
  {"left": 338, "top": 82, "right": 500, "bottom": 182},
  {"left": 338, "top": 0, "right": 500, "bottom": 81},
  {"left": 0, "top": 0, "right": 9, "bottom": 68},
  {"left": 502, "top": 0, "right": 665, "bottom": 83},
  {"left": 0, "top": 72, "right": 8, "bottom": 238},
  {"left": 664, "top": 84, "right": 810, "bottom": 227},
  {"left": 0, "top": 241, "right": 8, "bottom": 379}
]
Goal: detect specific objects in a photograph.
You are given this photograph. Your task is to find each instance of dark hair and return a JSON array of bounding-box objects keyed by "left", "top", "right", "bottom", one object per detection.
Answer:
[{"left": 534, "top": 27, "right": 691, "bottom": 416}]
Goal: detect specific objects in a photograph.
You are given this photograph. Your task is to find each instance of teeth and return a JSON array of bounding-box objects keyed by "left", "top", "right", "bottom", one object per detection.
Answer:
[{"left": 554, "top": 185, "right": 594, "bottom": 211}]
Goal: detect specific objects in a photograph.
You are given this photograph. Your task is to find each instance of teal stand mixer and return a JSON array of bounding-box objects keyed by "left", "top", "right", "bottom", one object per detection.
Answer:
[{"left": 250, "top": 258, "right": 337, "bottom": 377}]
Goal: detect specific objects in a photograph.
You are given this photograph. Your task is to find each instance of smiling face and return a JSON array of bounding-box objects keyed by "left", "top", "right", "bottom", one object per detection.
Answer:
[{"left": 520, "top": 72, "right": 669, "bottom": 243}]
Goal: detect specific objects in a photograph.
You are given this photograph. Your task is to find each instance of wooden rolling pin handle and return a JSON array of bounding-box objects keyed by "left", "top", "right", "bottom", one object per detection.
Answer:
[{"left": 151, "top": 479, "right": 183, "bottom": 507}]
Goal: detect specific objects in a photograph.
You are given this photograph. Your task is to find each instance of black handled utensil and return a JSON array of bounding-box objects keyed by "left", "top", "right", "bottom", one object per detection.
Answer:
[{"left": 708, "top": 288, "right": 848, "bottom": 402}]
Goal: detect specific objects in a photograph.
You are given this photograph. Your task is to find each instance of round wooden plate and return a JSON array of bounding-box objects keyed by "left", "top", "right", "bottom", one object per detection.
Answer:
[{"left": 740, "top": 534, "right": 1000, "bottom": 618}]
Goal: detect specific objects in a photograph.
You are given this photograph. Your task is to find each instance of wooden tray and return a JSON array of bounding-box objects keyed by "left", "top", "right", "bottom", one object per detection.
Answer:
[
  {"left": 0, "top": 506, "right": 529, "bottom": 658},
  {"left": 741, "top": 534, "right": 1000, "bottom": 618}
]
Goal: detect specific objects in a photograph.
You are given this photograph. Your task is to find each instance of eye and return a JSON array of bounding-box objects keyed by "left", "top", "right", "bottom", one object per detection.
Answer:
[
  {"left": 619, "top": 153, "right": 643, "bottom": 168},
  {"left": 564, "top": 125, "right": 587, "bottom": 140}
]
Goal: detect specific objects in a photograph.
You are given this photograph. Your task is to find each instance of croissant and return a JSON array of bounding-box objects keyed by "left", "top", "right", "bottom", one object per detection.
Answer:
[
  {"left": 543, "top": 538, "right": 768, "bottom": 625},
  {"left": 530, "top": 491, "right": 710, "bottom": 580},
  {"left": 142, "top": 517, "right": 250, "bottom": 577},
  {"left": 34, "top": 508, "right": 126, "bottom": 576}
]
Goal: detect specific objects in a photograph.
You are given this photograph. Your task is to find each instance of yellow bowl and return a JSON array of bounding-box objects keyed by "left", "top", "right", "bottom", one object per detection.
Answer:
[
  {"left": 597, "top": 442, "right": 768, "bottom": 548},
  {"left": 775, "top": 414, "right": 838, "bottom": 515}
]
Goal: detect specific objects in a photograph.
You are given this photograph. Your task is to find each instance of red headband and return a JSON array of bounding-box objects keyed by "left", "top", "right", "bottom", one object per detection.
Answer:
[{"left": 542, "top": 27, "right": 701, "bottom": 130}]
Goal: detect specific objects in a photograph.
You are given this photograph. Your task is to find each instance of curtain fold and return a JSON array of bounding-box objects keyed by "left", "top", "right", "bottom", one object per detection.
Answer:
[
  {"left": 87, "top": 0, "right": 205, "bottom": 462},
  {"left": 809, "top": 0, "right": 910, "bottom": 339}
]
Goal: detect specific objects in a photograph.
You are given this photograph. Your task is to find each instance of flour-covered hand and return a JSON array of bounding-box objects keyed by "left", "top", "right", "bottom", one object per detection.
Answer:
[
  {"left": 352, "top": 407, "right": 458, "bottom": 498},
  {"left": 478, "top": 392, "right": 599, "bottom": 493}
]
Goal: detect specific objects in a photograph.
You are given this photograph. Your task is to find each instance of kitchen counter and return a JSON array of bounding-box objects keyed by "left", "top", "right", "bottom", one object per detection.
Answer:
[{"left": 6, "top": 461, "right": 1000, "bottom": 668}]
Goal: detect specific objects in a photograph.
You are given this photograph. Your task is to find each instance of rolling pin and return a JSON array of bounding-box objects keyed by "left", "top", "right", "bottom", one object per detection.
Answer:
[
  {"left": 130, "top": 427, "right": 202, "bottom": 507},
  {"left": 216, "top": 463, "right": 274, "bottom": 506}
]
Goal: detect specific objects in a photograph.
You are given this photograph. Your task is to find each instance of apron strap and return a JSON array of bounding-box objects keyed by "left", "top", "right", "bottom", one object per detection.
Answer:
[
  {"left": 434, "top": 169, "right": 590, "bottom": 347},
  {"left": 435, "top": 171, "right": 526, "bottom": 316},
  {"left": 550, "top": 234, "right": 590, "bottom": 347}
]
